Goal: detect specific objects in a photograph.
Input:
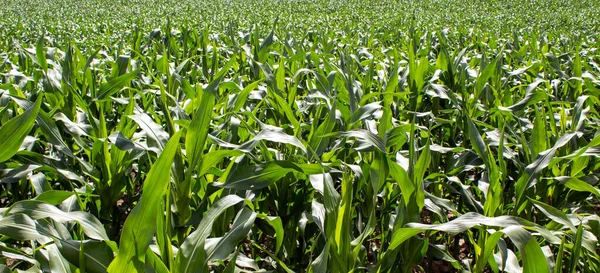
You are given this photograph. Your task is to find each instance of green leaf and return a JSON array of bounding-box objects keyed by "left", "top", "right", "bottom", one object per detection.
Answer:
[
  {"left": 531, "top": 106, "right": 548, "bottom": 159},
  {"left": 145, "top": 249, "right": 170, "bottom": 273},
  {"left": 176, "top": 195, "right": 246, "bottom": 273},
  {"left": 473, "top": 231, "right": 505, "bottom": 273},
  {"left": 309, "top": 242, "right": 329, "bottom": 273},
  {"left": 308, "top": 101, "right": 336, "bottom": 157},
  {"left": 0, "top": 95, "right": 42, "bottom": 163},
  {"left": 388, "top": 159, "right": 415, "bottom": 207},
  {"left": 498, "top": 79, "right": 546, "bottom": 112},
  {"left": 240, "top": 124, "right": 306, "bottom": 154},
  {"left": 526, "top": 132, "right": 577, "bottom": 178},
  {"left": 232, "top": 80, "right": 260, "bottom": 112},
  {"left": 385, "top": 124, "right": 412, "bottom": 148},
  {"left": 475, "top": 57, "right": 498, "bottom": 97},
  {"left": 128, "top": 113, "right": 170, "bottom": 152},
  {"left": 108, "top": 131, "right": 145, "bottom": 151},
  {"left": 53, "top": 112, "right": 92, "bottom": 137},
  {"left": 0, "top": 214, "right": 44, "bottom": 240},
  {"left": 0, "top": 164, "right": 40, "bottom": 184},
  {"left": 223, "top": 251, "right": 238, "bottom": 273},
  {"left": 199, "top": 150, "right": 244, "bottom": 177},
  {"left": 206, "top": 208, "right": 256, "bottom": 262},
  {"left": 0, "top": 265, "right": 12, "bottom": 273},
  {"left": 502, "top": 226, "right": 550, "bottom": 273},
  {"left": 107, "top": 131, "right": 182, "bottom": 273},
  {"left": 186, "top": 76, "right": 221, "bottom": 172},
  {"left": 349, "top": 102, "right": 381, "bottom": 124},
  {"left": 42, "top": 243, "right": 72, "bottom": 273},
  {"left": 388, "top": 213, "right": 550, "bottom": 273},
  {"left": 94, "top": 69, "right": 139, "bottom": 101},
  {"left": 466, "top": 117, "right": 491, "bottom": 168},
  {"left": 341, "top": 130, "right": 386, "bottom": 152},
  {"left": 5, "top": 200, "right": 108, "bottom": 241},
  {"left": 429, "top": 244, "right": 461, "bottom": 269},
  {"left": 515, "top": 132, "right": 579, "bottom": 210},
  {"left": 412, "top": 140, "right": 430, "bottom": 210},
  {"left": 257, "top": 214, "right": 284, "bottom": 254},
  {"left": 331, "top": 172, "right": 354, "bottom": 271},
  {"left": 555, "top": 235, "right": 566, "bottom": 273},
  {"left": 34, "top": 191, "right": 76, "bottom": 205},
  {"left": 558, "top": 177, "right": 600, "bottom": 197},
  {"left": 388, "top": 212, "right": 530, "bottom": 251},
  {"left": 387, "top": 228, "right": 423, "bottom": 251},
  {"left": 528, "top": 198, "right": 576, "bottom": 231},
  {"left": 11, "top": 96, "right": 78, "bottom": 159},
  {"left": 56, "top": 240, "right": 114, "bottom": 273},
  {"left": 569, "top": 224, "right": 584, "bottom": 273},
  {"left": 220, "top": 161, "right": 329, "bottom": 190},
  {"left": 179, "top": 77, "right": 222, "bottom": 224},
  {"left": 36, "top": 37, "right": 48, "bottom": 71}
]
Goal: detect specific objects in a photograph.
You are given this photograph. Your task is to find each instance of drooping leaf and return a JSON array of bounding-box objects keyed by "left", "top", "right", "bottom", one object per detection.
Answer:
[
  {"left": 5, "top": 200, "right": 108, "bottom": 241},
  {"left": 341, "top": 130, "right": 386, "bottom": 152},
  {"left": 529, "top": 198, "right": 576, "bottom": 231},
  {"left": 0, "top": 214, "right": 44, "bottom": 240},
  {"left": 239, "top": 124, "right": 307, "bottom": 154},
  {"left": 128, "top": 113, "right": 170, "bottom": 152},
  {"left": 220, "top": 161, "right": 330, "bottom": 190},
  {"left": 498, "top": 79, "right": 546, "bottom": 112}
]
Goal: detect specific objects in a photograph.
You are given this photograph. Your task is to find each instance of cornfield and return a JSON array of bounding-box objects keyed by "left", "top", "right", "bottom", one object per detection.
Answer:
[{"left": 1, "top": 0, "right": 600, "bottom": 272}]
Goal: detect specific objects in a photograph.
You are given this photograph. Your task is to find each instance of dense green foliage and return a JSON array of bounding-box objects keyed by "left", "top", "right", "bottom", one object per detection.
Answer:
[{"left": 2, "top": 0, "right": 600, "bottom": 272}]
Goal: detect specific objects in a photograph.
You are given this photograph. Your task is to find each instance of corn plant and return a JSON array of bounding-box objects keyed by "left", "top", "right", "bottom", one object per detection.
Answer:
[{"left": 1, "top": 0, "right": 600, "bottom": 272}]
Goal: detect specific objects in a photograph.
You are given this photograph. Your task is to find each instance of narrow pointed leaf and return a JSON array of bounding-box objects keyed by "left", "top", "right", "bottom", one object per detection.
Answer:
[
  {"left": 107, "top": 131, "right": 181, "bottom": 273},
  {"left": 0, "top": 95, "right": 42, "bottom": 163}
]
